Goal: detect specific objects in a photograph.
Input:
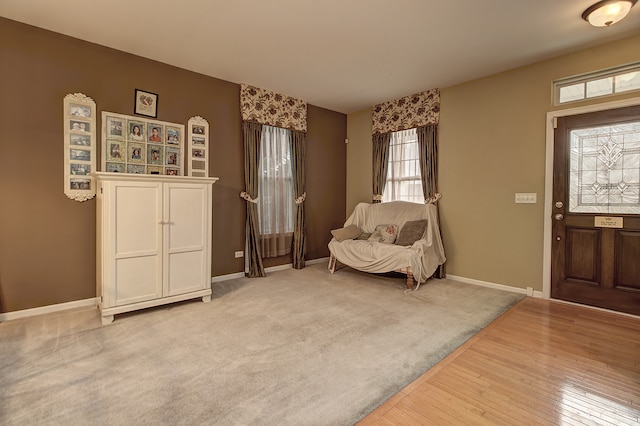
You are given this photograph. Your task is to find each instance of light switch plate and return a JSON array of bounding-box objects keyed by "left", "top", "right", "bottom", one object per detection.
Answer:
[{"left": 515, "top": 193, "right": 537, "bottom": 204}]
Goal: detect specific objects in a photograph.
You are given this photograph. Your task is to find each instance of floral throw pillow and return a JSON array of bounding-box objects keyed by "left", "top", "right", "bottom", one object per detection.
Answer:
[{"left": 367, "top": 224, "right": 398, "bottom": 244}]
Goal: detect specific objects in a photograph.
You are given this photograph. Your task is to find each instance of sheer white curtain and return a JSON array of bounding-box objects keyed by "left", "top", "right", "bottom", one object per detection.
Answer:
[
  {"left": 383, "top": 128, "right": 422, "bottom": 203},
  {"left": 258, "top": 125, "right": 295, "bottom": 257}
]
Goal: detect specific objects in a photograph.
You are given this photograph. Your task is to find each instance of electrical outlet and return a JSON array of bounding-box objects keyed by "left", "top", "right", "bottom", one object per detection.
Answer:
[{"left": 234, "top": 251, "right": 244, "bottom": 258}]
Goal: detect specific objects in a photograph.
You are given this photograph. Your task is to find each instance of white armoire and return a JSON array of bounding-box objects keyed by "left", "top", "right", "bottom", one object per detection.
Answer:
[{"left": 93, "top": 172, "right": 218, "bottom": 325}]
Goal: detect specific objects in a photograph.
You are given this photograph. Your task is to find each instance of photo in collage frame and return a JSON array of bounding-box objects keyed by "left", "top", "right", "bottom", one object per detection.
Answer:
[{"left": 101, "top": 111, "right": 184, "bottom": 176}]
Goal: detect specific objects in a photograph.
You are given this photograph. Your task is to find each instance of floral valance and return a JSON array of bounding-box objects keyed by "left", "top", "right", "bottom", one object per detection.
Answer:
[
  {"left": 372, "top": 88, "right": 440, "bottom": 135},
  {"left": 240, "top": 84, "right": 307, "bottom": 132}
]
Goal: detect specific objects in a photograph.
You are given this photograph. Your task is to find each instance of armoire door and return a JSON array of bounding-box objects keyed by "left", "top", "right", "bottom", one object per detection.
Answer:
[
  {"left": 163, "top": 182, "right": 211, "bottom": 297},
  {"left": 108, "top": 181, "right": 163, "bottom": 306}
]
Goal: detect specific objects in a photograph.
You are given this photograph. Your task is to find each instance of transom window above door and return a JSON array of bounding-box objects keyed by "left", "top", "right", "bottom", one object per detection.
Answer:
[{"left": 554, "top": 62, "right": 640, "bottom": 105}]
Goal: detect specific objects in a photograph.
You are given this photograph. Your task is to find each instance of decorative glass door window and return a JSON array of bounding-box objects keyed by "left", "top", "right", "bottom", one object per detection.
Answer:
[{"left": 569, "top": 121, "right": 640, "bottom": 214}]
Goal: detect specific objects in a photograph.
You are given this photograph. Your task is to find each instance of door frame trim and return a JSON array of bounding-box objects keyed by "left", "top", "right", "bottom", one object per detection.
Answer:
[{"left": 543, "top": 96, "right": 640, "bottom": 300}]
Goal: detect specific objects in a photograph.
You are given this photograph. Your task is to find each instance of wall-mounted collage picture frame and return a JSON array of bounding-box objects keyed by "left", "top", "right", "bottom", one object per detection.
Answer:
[
  {"left": 64, "top": 93, "right": 97, "bottom": 202},
  {"left": 187, "top": 116, "right": 209, "bottom": 177},
  {"left": 102, "top": 111, "right": 184, "bottom": 176}
]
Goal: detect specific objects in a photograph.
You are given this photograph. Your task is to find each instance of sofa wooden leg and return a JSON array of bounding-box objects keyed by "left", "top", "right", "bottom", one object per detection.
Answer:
[
  {"left": 328, "top": 254, "right": 336, "bottom": 273},
  {"left": 406, "top": 272, "right": 415, "bottom": 290}
]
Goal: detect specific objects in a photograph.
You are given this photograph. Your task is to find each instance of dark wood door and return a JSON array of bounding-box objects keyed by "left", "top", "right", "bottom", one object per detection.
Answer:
[{"left": 552, "top": 105, "right": 640, "bottom": 315}]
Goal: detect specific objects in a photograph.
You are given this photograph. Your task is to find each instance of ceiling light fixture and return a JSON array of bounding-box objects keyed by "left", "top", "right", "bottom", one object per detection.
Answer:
[{"left": 582, "top": 0, "right": 637, "bottom": 27}]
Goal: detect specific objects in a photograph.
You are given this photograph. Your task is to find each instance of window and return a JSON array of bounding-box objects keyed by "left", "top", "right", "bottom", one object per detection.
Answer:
[
  {"left": 383, "top": 128, "right": 422, "bottom": 203},
  {"left": 568, "top": 121, "right": 640, "bottom": 214},
  {"left": 257, "top": 125, "right": 294, "bottom": 256},
  {"left": 554, "top": 62, "right": 640, "bottom": 105}
]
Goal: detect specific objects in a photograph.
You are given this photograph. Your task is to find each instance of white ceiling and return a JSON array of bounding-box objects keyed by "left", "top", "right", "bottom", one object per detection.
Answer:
[{"left": 1, "top": 0, "right": 639, "bottom": 113}]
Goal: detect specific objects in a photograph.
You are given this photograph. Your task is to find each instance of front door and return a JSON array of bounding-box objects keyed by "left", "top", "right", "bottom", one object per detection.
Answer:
[{"left": 552, "top": 105, "right": 640, "bottom": 316}]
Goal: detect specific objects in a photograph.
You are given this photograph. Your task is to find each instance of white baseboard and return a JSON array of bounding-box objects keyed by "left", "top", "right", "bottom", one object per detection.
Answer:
[
  {"left": 306, "top": 257, "right": 330, "bottom": 265},
  {"left": 211, "top": 272, "right": 245, "bottom": 283},
  {"left": 445, "top": 274, "right": 543, "bottom": 298},
  {"left": 265, "top": 263, "right": 293, "bottom": 273},
  {"left": 211, "top": 257, "right": 330, "bottom": 284},
  {"left": 0, "top": 298, "right": 97, "bottom": 322}
]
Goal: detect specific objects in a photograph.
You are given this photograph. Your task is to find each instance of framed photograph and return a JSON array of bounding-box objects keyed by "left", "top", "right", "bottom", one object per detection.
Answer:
[
  {"left": 70, "top": 178, "right": 91, "bottom": 190},
  {"left": 69, "top": 104, "right": 91, "bottom": 117},
  {"left": 70, "top": 148, "right": 91, "bottom": 161},
  {"left": 106, "top": 140, "right": 125, "bottom": 162},
  {"left": 165, "top": 147, "right": 180, "bottom": 166},
  {"left": 70, "top": 163, "right": 91, "bottom": 175},
  {"left": 134, "top": 89, "right": 158, "bottom": 118},
  {"left": 127, "top": 142, "right": 146, "bottom": 164},
  {"left": 166, "top": 126, "right": 181, "bottom": 145},
  {"left": 187, "top": 116, "right": 209, "bottom": 177},
  {"left": 147, "top": 165, "right": 163, "bottom": 175},
  {"left": 70, "top": 134, "right": 91, "bottom": 147},
  {"left": 147, "top": 145, "right": 163, "bottom": 165},
  {"left": 128, "top": 120, "right": 146, "bottom": 141},
  {"left": 106, "top": 163, "right": 125, "bottom": 173},
  {"left": 147, "top": 123, "right": 163, "bottom": 143},
  {"left": 127, "top": 164, "right": 146, "bottom": 174},
  {"left": 70, "top": 119, "right": 91, "bottom": 133},
  {"left": 101, "top": 111, "right": 184, "bottom": 176},
  {"left": 106, "top": 116, "right": 125, "bottom": 139}
]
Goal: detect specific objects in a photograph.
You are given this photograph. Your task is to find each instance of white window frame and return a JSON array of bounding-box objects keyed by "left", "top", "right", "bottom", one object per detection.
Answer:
[{"left": 383, "top": 128, "right": 423, "bottom": 203}]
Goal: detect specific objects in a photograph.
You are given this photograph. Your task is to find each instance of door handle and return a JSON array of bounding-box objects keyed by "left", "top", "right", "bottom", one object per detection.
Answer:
[{"left": 554, "top": 214, "right": 564, "bottom": 221}]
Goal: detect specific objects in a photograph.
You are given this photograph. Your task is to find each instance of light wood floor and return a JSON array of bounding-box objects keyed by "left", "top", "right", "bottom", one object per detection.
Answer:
[{"left": 358, "top": 297, "right": 640, "bottom": 425}]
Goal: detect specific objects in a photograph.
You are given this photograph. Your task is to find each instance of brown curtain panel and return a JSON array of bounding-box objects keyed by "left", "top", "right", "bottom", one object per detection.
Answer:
[
  {"left": 417, "top": 125, "right": 438, "bottom": 198},
  {"left": 372, "top": 132, "right": 391, "bottom": 203},
  {"left": 290, "top": 130, "right": 307, "bottom": 269},
  {"left": 242, "top": 121, "right": 266, "bottom": 277},
  {"left": 417, "top": 124, "right": 445, "bottom": 278}
]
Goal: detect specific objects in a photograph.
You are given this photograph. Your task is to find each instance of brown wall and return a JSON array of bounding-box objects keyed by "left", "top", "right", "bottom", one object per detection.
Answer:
[{"left": 0, "top": 18, "right": 347, "bottom": 313}]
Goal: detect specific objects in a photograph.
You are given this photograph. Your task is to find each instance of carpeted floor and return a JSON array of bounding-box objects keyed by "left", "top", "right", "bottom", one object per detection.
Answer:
[{"left": 0, "top": 263, "right": 523, "bottom": 425}]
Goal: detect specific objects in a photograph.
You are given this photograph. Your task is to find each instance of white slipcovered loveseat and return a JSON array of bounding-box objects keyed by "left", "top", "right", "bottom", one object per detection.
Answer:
[{"left": 328, "top": 201, "right": 446, "bottom": 290}]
